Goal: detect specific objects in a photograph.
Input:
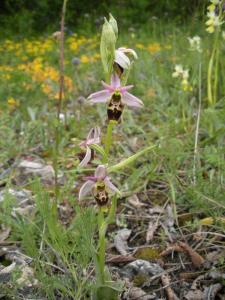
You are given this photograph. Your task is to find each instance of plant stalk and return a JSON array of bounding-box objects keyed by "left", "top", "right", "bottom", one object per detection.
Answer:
[
  {"left": 193, "top": 62, "right": 202, "bottom": 185},
  {"left": 97, "top": 208, "right": 106, "bottom": 284},
  {"left": 104, "top": 120, "right": 115, "bottom": 163},
  {"left": 53, "top": 0, "right": 68, "bottom": 214},
  {"left": 207, "top": 26, "right": 219, "bottom": 106}
]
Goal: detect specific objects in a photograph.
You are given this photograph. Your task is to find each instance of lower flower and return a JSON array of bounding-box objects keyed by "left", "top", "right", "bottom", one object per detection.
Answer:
[{"left": 79, "top": 165, "right": 120, "bottom": 206}]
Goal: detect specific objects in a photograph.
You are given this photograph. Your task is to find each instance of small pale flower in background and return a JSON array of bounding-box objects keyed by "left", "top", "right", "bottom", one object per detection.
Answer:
[
  {"left": 79, "top": 165, "right": 120, "bottom": 205},
  {"left": 88, "top": 73, "right": 143, "bottom": 122},
  {"left": 172, "top": 65, "right": 192, "bottom": 91},
  {"left": 182, "top": 69, "right": 189, "bottom": 80},
  {"left": 172, "top": 65, "right": 184, "bottom": 78},
  {"left": 181, "top": 69, "right": 192, "bottom": 91},
  {"left": 79, "top": 127, "right": 101, "bottom": 167},
  {"left": 52, "top": 31, "right": 62, "bottom": 40},
  {"left": 188, "top": 36, "right": 202, "bottom": 52}
]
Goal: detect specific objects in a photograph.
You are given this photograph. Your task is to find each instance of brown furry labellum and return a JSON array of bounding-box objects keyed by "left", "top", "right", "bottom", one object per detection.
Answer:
[
  {"left": 93, "top": 183, "right": 109, "bottom": 206},
  {"left": 107, "top": 92, "right": 124, "bottom": 122}
]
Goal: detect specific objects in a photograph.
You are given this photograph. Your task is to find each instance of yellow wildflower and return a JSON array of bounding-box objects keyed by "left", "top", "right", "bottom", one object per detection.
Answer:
[
  {"left": 70, "top": 42, "right": 78, "bottom": 51},
  {"left": 147, "top": 88, "right": 156, "bottom": 98},
  {"left": 41, "top": 83, "right": 53, "bottom": 95},
  {"left": 93, "top": 53, "right": 101, "bottom": 61},
  {"left": 2, "top": 74, "right": 11, "bottom": 80},
  {"left": 80, "top": 55, "right": 90, "bottom": 63},
  {"left": 135, "top": 43, "right": 145, "bottom": 50},
  {"left": 7, "top": 97, "right": 20, "bottom": 108},
  {"left": 147, "top": 43, "right": 161, "bottom": 54}
]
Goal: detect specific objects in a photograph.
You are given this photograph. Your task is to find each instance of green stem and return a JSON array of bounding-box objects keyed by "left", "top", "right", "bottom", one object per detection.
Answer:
[
  {"left": 207, "top": 27, "right": 220, "bottom": 106},
  {"left": 96, "top": 195, "right": 118, "bottom": 285},
  {"left": 213, "top": 43, "right": 219, "bottom": 105},
  {"left": 104, "top": 120, "right": 116, "bottom": 163},
  {"left": 97, "top": 208, "right": 106, "bottom": 284},
  {"left": 182, "top": 97, "right": 186, "bottom": 131},
  {"left": 213, "top": 2, "right": 223, "bottom": 105},
  {"left": 207, "top": 48, "right": 215, "bottom": 105}
]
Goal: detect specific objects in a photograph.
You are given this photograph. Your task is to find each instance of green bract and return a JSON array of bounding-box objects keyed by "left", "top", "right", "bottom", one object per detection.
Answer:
[
  {"left": 100, "top": 16, "right": 117, "bottom": 76},
  {"left": 109, "top": 13, "right": 118, "bottom": 38}
]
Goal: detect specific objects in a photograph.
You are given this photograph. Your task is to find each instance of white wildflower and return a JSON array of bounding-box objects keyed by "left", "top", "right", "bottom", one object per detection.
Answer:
[{"left": 188, "top": 36, "right": 202, "bottom": 52}]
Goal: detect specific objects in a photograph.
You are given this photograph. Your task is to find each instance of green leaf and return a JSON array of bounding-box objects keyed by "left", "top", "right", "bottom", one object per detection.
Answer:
[
  {"left": 108, "top": 145, "right": 157, "bottom": 173},
  {"left": 90, "top": 144, "right": 107, "bottom": 163}
]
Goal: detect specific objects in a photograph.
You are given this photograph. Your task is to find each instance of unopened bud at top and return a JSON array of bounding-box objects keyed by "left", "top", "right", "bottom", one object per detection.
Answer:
[
  {"left": 109, "top": 13, "right": 118, "bottom": 39},
  {"left": 100, "top": 16, "right": 117, "bottom": 74}
]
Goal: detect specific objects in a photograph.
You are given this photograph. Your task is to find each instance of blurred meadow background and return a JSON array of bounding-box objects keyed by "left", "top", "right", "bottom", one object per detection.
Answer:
[{"left": 0, "top": 0, "right": 225, "bottom": 299}]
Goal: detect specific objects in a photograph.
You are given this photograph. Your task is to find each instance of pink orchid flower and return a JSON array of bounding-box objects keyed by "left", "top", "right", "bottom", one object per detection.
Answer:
[
  {"left": 79, "top": 127, "right": 100, "bottom": 167},
  {"left": 114, "top": 47, "right": 138, "bottom": 70},
  {"left": 87, "top": 73, "right": 143, "bottom": 109},
  {"left": 79, "top": 165, "right": 120, "bottom": 205}
]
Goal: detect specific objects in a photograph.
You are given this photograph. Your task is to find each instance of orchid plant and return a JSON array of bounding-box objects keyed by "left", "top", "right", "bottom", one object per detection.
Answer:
[{"left": 77, "top": 14, "right": 155, "bottom": 298}]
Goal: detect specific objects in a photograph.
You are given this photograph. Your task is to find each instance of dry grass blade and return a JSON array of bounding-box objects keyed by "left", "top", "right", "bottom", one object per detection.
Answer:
[
  {"left": 146, "top": 221, "right": 159, "bottom": 243},
  {"left": 0, "top": 226, "right": 11, "bottom": 242},
  {"left": 106, "top": 254, "right": 136, "bottom": 263},
  {"left": 178, "top": 242, "right": 205, "bottom": 268},
  {"left": 160, "top": 244, "right": 184, "bottom": 257},
  {"left": 161, "top": 273, "right": 179, "bottom": 300}
]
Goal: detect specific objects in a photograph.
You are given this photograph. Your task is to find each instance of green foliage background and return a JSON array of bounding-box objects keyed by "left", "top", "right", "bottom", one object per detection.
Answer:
[{"left": 1, "top": 0, "right": 206, "bottom": 34}]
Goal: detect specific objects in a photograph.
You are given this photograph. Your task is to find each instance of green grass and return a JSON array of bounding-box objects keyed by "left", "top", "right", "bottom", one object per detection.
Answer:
[{"left": 0, "top": 19, "right": 224, "bottom": 298}]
